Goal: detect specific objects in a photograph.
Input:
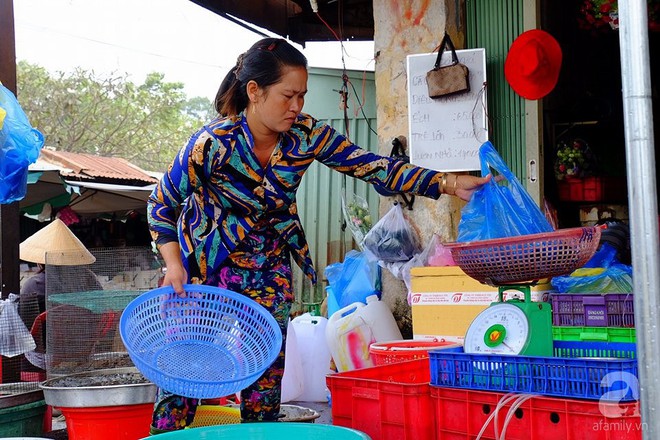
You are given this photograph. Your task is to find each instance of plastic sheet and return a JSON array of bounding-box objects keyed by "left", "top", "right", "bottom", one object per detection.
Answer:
[{"left": 551, "top": 243, "right": 633, "bottom": 293}]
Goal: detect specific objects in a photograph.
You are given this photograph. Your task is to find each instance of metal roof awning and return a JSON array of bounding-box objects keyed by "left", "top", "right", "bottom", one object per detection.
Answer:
[
  {"left": 22, "top": 154, "right": 157, "bottom": 217},
  {"left": 189, "top": 0, "right": 374, "bottom": 45}
]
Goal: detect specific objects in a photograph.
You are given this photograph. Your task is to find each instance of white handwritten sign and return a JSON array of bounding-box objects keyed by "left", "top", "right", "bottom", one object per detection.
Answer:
[{"left": 406, "top": 48, "right": 488, "bottom": 172}]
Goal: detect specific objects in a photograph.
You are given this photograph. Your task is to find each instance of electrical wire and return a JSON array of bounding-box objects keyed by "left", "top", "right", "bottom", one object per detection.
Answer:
[
  {"left": 312, "top": 6, "right": 377, "bottom": 138},
  {"left": 345, "top": 76, "right": 378, "bottom": 137}
]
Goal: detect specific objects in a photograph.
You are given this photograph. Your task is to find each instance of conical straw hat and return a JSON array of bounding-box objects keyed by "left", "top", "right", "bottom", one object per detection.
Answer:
[{"left": 20, "top": 218, "right": 96, "bottom": 265}]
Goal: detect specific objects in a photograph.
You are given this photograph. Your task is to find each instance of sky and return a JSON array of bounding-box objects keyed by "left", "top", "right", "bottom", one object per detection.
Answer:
[{"left": 13, "top": 0, "right": 376, "bottom": 101}]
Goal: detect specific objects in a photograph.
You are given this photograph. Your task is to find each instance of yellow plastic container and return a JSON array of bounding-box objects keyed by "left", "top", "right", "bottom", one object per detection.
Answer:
[
  {"left": 410, "top": 266, "right": 553, "bottom": 342},
  {"left": 189, "top": 405, "right": 241, "bottom": 428}
]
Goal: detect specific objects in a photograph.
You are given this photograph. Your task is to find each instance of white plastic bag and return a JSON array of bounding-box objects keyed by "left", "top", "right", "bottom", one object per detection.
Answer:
[
  {"left": 362, "top": 203, "right": 420, "bottom": 263},
  {"left": 281, "top": 319, "right": 304, "bottom": 403},
  {"left": 0, "top": 294, "right": 36, "bottom": 357}
]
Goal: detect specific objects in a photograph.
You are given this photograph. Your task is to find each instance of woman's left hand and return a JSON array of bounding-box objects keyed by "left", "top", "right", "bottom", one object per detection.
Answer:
[{"left": 452, "top": 174, "right": 492, "bottom": 201}]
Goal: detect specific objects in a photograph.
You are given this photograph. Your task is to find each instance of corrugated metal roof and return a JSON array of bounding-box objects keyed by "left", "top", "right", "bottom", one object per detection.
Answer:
[{"left": 39, "top": 149, "right": 158, "bottom": 185}]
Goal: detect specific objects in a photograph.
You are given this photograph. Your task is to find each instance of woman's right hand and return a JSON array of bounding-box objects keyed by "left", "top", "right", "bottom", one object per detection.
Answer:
[
  {"left": 157, "top": 242, "right": 188, "bottom": 297},
  {"left": 161, "top": 263, "right": 188, "bottom": 297}
]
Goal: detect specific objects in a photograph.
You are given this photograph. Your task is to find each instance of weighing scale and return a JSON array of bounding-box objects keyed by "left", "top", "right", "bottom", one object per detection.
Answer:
[
  {"left": 445, "top": 226, "right": 603, "bottom": 358},
  {"left": 463, "top": 284, "right": 553, "bottom": 356}
]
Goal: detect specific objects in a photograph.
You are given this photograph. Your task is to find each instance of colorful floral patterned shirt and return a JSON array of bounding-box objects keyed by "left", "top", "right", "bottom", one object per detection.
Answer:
[{"left": 147, "top": 112, "right": 443, "bottom": 284}]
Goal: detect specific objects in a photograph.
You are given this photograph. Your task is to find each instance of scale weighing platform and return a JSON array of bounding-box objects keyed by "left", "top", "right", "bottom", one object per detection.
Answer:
[{"left": 444, "top": 226, "right": 602, "bottom": 357}]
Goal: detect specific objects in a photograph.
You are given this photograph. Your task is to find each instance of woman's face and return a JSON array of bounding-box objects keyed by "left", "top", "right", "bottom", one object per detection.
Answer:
[{"left": 251, "top": 66, "right": 308, "bottom": 134}]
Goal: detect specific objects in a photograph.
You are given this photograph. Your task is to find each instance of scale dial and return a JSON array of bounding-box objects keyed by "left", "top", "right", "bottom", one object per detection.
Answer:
[{"left": 464, "top": 303, "right": 530, "bottom": 355}]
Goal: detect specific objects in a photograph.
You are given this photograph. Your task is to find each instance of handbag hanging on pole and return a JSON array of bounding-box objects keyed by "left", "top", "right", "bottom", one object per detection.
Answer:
[{"left": 426, "top": 32, "right": 470, "bottom": 98}]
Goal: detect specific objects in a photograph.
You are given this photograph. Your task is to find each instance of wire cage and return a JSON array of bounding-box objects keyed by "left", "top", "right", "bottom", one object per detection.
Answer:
[
  {"left": 41, "top": 246, "right": 163, "bottom": 378},
  {"left": 0, "top": 293, "right": 46, "bottom": 404}
]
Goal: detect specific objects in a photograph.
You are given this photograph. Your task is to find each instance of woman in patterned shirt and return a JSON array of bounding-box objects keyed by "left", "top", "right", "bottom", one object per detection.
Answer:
[{"left": 147, "top": 37, "right": 490, "bottom": 433}]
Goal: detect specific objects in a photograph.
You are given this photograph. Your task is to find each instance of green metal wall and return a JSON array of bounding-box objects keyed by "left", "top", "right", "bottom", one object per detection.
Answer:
[
  {"left": 294, "top": 67, "right": 379, "bottom": 309},
  {"left": 466, "top": 0, "right": 527, "bottom": 181}
]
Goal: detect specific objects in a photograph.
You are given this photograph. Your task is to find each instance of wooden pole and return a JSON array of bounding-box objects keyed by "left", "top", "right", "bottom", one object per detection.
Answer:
[
  {"left": 0, "top": 0, "right": 20, "bottom": 299},
  {"left": 0, "top": 0, "right": 21, "bottom": 384}
]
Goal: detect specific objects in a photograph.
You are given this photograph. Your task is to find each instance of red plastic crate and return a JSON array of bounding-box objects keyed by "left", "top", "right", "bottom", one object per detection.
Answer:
[
  {"left": 558, "top": 176, "right": 627, "bottom": 202},
  {"left": 326, "top": 358, "right": 434, "bottom": 440},
  {"left": 558, "top": 177, "right": 603, "bottom": 202},
  {"left": 551, "top": 293, "right": 634, "bottom": 327},
  {"left": 431, "top": 387, "right": 642, "bottom": 440},
  {"left": 369, "top": 340, "right": 461, "bottom": 366}
]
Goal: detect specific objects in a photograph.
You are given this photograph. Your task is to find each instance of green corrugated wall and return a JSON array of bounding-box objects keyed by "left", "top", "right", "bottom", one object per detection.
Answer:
[
  {"left": 466, "top": 0, "right": 527, "bottom": 181},
  {"left": 294, "top": 67, "right": 379, "bottom": 310}
]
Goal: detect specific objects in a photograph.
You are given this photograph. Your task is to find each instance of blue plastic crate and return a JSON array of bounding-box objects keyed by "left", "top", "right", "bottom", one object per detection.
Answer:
[{"left": 428, "top": 341, "right": 638, "bottom": 401}]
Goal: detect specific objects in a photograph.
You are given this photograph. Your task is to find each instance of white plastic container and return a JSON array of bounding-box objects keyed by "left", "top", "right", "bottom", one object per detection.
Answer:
[
  {"left": 325, "top": 295, "right": 403, "bottom": 372},
  {"left": 281, "top": 319, "right": 304, "bottom": 403},
  {"left": 289, "top": 313, "right": 333, "bottom": 402}
]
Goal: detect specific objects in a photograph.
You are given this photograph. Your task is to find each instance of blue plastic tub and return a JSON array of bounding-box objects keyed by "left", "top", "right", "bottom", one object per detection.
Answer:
[
  {"left": 140, "top": 423, "right": 371, "bottom": 439},
  {"left": 428, "top": 340, "right": 638, "bottom": 401}
]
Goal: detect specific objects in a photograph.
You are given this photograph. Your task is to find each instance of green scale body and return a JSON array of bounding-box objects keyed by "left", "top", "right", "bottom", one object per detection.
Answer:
[{"left": 464, "top": 285, "right": 553, "bottom": 357}]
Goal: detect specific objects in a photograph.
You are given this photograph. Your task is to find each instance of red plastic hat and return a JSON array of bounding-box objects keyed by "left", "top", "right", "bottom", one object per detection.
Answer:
[{"left": 505, "top": 29, "right": 562, "bottom": 100}]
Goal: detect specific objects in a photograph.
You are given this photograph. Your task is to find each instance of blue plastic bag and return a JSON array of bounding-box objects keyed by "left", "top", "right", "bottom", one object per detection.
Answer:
[
  {"left": 457, "top": 141, "right": 554, "bottom": 242},
  {"left": 0, "top": 84, "right": 45, "bottom": 204},
  {"left": 551, "top": 243, "right": 633, "bottom": 293},
  {"left": 324, "top": 250, "right": 381, "bottom": 317}
]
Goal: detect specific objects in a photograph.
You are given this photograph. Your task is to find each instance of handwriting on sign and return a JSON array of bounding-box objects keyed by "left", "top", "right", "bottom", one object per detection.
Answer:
[{"left": 406, "top": 48, "right": 488, "bottom": 172}]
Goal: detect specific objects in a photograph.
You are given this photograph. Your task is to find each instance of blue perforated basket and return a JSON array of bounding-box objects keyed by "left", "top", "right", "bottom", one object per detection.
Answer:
[
  {"left": 429, "top": 341, "right": 638, "bottom": 401},
  {"left": 120, "top": 284, "right": 282, "bottom": 399}
]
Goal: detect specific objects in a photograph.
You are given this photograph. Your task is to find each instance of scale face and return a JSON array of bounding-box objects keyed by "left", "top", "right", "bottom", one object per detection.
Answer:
[
  {"left": 463, "top": 286, "right": 554, "bottom": 357},
  {"left": 464, "top": 303, "right": 530, "bottom": 355}
]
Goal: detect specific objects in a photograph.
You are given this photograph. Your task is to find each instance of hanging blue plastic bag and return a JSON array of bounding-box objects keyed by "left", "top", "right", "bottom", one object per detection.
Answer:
[
  {"left": 457, "top": 141, "right": 553, "bottom": 242},
  {"left": 0, "top": 84, "right": 45, "bottom": 204}
]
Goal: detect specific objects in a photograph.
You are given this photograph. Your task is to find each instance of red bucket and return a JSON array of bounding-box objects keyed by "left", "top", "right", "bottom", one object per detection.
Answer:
[
  {"left": 59, "top": 403, "right": 152, "bottom": 440},
  {"left": 369, "top": 339, "right": 461, "bottom": 366}
]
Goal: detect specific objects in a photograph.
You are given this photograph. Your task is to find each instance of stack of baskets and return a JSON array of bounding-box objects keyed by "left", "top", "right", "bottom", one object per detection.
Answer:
[
  {"left": 426, "top": 339, "right": 640, "bottom": 439},
  {"left": 327, "top": 227, "right": 642, "bottom": 440},
  {"left": 428, "top": 227, "right": 641, "bottom": 439},
  {"left": 550, "top": 292, "right": 635, "bottom": 343}
]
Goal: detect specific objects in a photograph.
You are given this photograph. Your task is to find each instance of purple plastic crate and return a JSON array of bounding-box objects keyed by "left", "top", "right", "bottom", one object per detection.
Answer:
[{"left": 550, "top": 293, "right": 634, "bottom": 327}]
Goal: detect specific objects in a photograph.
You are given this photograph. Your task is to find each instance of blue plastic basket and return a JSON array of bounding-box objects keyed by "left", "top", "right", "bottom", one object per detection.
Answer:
[
  {"left": 428, "top": 341, "right": 638, "bottom": 401},
  {"left": 120, "top": 284, "right": 282, "bottom": 399}
]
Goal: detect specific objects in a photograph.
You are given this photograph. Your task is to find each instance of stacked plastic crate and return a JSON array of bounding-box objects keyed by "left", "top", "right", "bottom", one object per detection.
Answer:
[
  {"left": 425, "top": 291, "right": 640, "bottom": 439},
  {"left": 326, "top": 340, "right": 463, "bottom": 440},
  {"left": 550, "top": 293, "right": 635, "bottom": 344}
]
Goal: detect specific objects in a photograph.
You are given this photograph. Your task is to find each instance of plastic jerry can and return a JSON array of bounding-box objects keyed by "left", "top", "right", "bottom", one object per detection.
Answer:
[
  {"left": 289, "top": 313, "right": 333, "bottom": 402},
  {"left": 325, "top": 295, "right": 403, "bottom": 372}
]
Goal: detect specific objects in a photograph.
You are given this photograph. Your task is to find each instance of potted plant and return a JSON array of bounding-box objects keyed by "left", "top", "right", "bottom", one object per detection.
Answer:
[{"left": 554, "top": 138, "right": 595, "bottom": 181}]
